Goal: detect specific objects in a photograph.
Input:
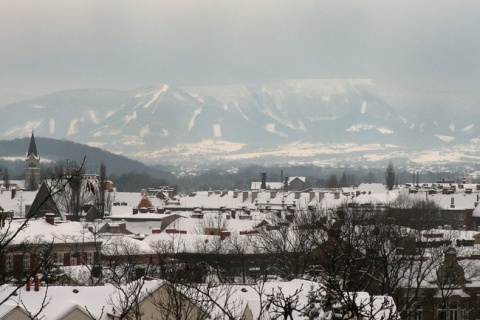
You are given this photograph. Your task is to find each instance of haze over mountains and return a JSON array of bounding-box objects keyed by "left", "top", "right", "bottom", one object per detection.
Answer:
[{"left": 1, "top": 79, "right": 479, "bottom": 166}]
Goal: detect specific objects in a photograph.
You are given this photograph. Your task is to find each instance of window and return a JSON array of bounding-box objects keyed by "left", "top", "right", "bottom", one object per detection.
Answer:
[
  {"left": 87, "top": 252, "right": 94, "bottom": 265},
  {"left": 70, "top": 253, "right": 77, "bottom": 266},
  {"left": 5, "top": 254, "right": 13, "bottom": 272},
  {"left": 414, "top": 304, "right": 422, "bottom": 320},
  {"left": 460, "top": 304, "right": 467, "bottom": 319},
  {"left": 408, "top": 304, "right": 422, "bottom": 320},
  {"left": 438, "top": 303, "right": 447, "bottom": 320},
  {"left": 23, "top": 254, "right": 30, "bottom": 269},
  {"left": 450, "top": 303, "right": 458, "bottom": 320},
  {"left": 56, "top": 252, "right": 64, "bottom": 265}
]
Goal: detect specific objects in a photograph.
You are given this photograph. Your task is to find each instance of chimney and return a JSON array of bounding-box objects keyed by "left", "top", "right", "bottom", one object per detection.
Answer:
[
  {"left": 451, "top": 197, "right": 455, "bottom": 208},
  {"left": 261, "top": 173, "right": 267, "bottom": 190},
  {"left": 284, "top": 177, "right": 289, "bottom": 192},
  {"left": 45, "top": 213, "right": 55, "bottom": 225},
  {"left": 26, "top": 278, "right": 31, "bottom": 291},
  {"left": 34, "top": 277, "right": 39, "bottom": 291},
  {"left": 220, "top": 231, "right": 231, "bottom": 240},
  {"left": 11, "top": 188, "right": 16, "bottom": 199}
]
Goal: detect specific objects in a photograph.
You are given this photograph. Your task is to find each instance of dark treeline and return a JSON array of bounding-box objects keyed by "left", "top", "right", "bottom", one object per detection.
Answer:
[
  {"left": 2, "top": 155, "right": 479, "bottom": 193},
  {"left": 112, "top": 165, "right": 479, "bottom": 193}
]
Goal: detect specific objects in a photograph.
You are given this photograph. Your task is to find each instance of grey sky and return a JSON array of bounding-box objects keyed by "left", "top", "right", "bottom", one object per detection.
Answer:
[{"left": 1, "top": 0, "right": 480, "bottom": 96}]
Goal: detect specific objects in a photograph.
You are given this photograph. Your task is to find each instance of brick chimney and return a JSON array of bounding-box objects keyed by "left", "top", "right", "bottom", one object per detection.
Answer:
[
  {"left": 26, "top": 278, "right": 31, "bottom": 291},
  {"left": 220, "top": 231, "right": 231, "bottom": 240},
  {"left": 261, "top": 173, "right": 267, "bottom": 190},
  {"left": 34, "top": 276, "right": 39, "bottom": 291},
  {"left": 45, "top": 213, "right": 55, "bottom": 225}
]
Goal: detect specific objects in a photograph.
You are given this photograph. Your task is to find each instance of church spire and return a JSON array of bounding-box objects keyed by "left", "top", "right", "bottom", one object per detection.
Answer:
[
  {"left": 27, "top": 131, "right": 38, "bottom": 158},
  {"left": 25, "top": 131, "right": 41, "bottom": 190}
]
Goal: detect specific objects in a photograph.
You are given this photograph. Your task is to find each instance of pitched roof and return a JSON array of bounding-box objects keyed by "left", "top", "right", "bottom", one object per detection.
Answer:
[
  {"left": 27, "top": 131, "right": 39, "bottom": 158},
  {"left": 0, "top": 279, "right": 166, "bottom": 320}
]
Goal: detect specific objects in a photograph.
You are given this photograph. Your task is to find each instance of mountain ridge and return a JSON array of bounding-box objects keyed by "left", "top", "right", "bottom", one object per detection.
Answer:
[{"left": 1, "top": 79, "right": 479, "bottom": 166}]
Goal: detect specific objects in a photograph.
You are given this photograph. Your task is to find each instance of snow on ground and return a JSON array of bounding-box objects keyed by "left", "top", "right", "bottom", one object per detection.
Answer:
[
  {"left": 361, "top": 101, "right": 367, "bottom": 113},
  {"left": 435, "top": 134, "right": 455, "bottom": 142},
  {"left": 49, "top": 117, "right": 55, "bottom": 134},
  {"left": 213, "top": 124, "right": 222, "bottom": 138},
  {"left": 188, "top": 108, "right": 202, "bottom": 132},
  {"left": 67, "top": 118, "right": 80, "bottom": 136},
  {"left": 142, "top": 85, "right": 169, "bottom": 109},
  {"left": 3, "top": 121, "right": 42, "bottom": 136},
  {"left": 89, "top": 109, "right": 99, "bottom": 124},
  {"left": 123, "top": 111, "right": 137, "bottom": 124}
]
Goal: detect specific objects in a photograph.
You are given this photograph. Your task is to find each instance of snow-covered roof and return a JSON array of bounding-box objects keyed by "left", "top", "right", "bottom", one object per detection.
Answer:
[
  {"left": 111, "top": 192, "right": 142, "bottom": 207},
  {"left": 353, "top": 189, "right": 400, "bottom": 205},
  {"left": 0, "top": 278, "right": 166, "bottom": 320},
  {"left": 210, "top": 279, "right": 397, "bottom": 320},
  {"left": 101, "top": 234, "right": 154, "bottom": 255},
  {"left": 110, "top": 205, "right": 134, "bottom": 216},
  {"left": 409, "top": 191, "right": 479, "bottom": 210},
  {"left": 161, "top": 211, "right": 263, "bottom": 234},
  {"left": 0, "top": 218, "right": 97, "bottom": 245},
  {"left": 250, "top": 177, "right": 306, "bottom": 191},
  {"left": 0, "top": 189, "right": 37, "bottom": 216},
  {"left": 143, "top": 232, "right": 219, "bottom": 253},
  {"left": 356, "top": 183, "right": 388, "bottom": 194},
  {"left": 473, "top": 202, "right": 480, "bottom": 217}
]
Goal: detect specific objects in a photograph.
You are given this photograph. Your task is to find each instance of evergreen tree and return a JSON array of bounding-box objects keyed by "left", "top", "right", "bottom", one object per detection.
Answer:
[
  {"left": 327, "top": 174, "right": 338, "bottom": 188},
  {"left": 385, "top": 162, "right": 395, "bottom": 190},
  {"left": 302, "top": 285, "right": 321, "bottom": 319},
  {"left": 2, "top": 168, "right": 10, "bottom": 190},
  {"left": 364, "top": 171, "right": 377, "bottom": 183},
  {"left": 339, "top": 172, "right": 348, "bottom": 187}
]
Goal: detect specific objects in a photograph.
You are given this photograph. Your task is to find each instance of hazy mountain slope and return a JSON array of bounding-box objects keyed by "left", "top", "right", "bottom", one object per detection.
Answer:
[
  {"left": 0, "top": 89, "right": 132, "bottom": 139},
  {"left": 1, "top": 80, "right": 478, "bottom": 165},
  {"left": 0, "top": 137, "right": 160, "bottom": 176}
]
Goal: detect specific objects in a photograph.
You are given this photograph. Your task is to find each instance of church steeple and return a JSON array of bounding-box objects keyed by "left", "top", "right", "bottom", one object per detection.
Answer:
[
  {"left": 25, "top": 131, "right": 41, "bottom": 190},
  {"left": 27, "top": 131, "right": 39, "bottom": 158}
]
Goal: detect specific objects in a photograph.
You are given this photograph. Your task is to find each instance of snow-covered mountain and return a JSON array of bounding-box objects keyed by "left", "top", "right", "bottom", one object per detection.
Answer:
[{"left": 1, "top": 80, "right": 479, "bottom": 165}]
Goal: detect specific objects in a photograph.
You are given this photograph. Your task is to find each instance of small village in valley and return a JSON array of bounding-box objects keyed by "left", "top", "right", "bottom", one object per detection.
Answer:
[{"left": 1, "top": 133, "right": 480, "bottom": 319}]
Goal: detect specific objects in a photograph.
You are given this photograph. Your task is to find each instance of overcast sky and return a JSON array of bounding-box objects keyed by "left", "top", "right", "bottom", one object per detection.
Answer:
[{"left": 1, "top": 0, "right": 479, "bottom": 96}]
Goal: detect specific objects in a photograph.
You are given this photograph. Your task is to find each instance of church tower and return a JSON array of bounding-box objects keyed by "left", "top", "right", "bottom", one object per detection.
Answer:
[{"left": 25, "top": 131, "right": 41, "bottom": 190}]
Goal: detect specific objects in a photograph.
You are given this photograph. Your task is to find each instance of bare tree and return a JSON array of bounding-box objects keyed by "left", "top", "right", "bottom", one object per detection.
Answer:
[
  {"left": 252, "top": 210, "right": 325, "bottom": 280},
  {"left": 0, "top": 161, "right": 85, "bottom": 308},
  {"left": 265, "top": 285, "right": 306, "bottom": 320}
]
